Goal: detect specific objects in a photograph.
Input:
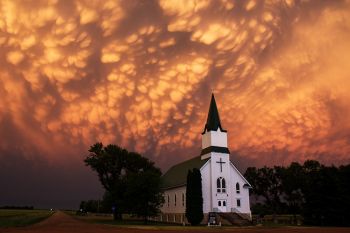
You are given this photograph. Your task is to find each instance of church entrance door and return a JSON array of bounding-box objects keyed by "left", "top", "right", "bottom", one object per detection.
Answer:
[{"left": 217, "top": 199, "right": 227, "bottom": 212}]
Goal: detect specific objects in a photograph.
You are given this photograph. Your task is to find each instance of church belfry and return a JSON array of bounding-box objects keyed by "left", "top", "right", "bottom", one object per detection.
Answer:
[{"left": 201, "top": 94, "right": 230, "bottom": 160}]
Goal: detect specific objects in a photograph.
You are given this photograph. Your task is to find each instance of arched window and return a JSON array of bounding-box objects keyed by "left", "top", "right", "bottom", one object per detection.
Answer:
[
  {"left": 216, "top": 177, "right": 226, "bottom": 193},
  {"left": 217, "top": 178, "right": 220, "bottom": 192},
  {"left": 236, "top": 182, "right": 240, "bottom": 194}
]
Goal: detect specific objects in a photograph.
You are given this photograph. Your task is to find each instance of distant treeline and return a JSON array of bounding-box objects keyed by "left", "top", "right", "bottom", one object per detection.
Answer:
[
  {"left": 79, "top": 200, "right": 108, "bottom": 213},
  {"left": 0, "top": 206, "right": 34, "bottom": 210},
  {"left": 244, "top": 160, "right": 350, "bottom": 226}
]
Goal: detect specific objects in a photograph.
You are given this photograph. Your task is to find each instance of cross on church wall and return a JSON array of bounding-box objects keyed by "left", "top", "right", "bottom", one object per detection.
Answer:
[{"left": 216, "top": 158, "right": 226, "bottom": 172}]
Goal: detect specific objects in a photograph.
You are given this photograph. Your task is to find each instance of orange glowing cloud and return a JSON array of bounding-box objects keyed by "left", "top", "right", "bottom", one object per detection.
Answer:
[{"left": 0, "top": 0, "right": 349, "bottom": 169}]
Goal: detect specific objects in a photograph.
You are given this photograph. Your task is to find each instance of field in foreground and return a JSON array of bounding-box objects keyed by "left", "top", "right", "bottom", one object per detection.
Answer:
[
  {"left": 1, "top": 211, "right": 350, "bottom": 233},
  {"left": 0, "top": 209, "right": 53, "bottom": 227}
]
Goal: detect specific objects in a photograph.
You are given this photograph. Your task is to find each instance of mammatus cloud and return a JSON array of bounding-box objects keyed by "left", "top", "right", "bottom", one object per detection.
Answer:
[{"left": 0, "top": 0, "right": 350, "bottom": 171}]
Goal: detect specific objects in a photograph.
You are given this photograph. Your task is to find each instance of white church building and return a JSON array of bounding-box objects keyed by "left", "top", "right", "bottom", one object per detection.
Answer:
[{"left": 159, "top": 94, "right": 252, "bottom": 225}]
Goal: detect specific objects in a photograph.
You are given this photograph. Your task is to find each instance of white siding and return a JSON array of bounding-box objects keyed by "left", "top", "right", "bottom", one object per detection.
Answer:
[
  {"left": 200, "top": 160, "right": 211, "bottom": 213},
  {"left": 161, "top": 186, "right": 186, "bottom": 213},
  {"left": 229, "top": 163, "right": 251, "bottom": 214}
]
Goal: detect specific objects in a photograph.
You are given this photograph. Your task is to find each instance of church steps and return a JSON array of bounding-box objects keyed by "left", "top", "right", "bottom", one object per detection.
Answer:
[{"left": 217, "top": 212, "right": 252, "bottom": 226}]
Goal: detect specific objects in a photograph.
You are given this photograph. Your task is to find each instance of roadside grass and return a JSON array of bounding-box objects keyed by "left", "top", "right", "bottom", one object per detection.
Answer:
[
  {"left": 69, "top": 213, "right": 180, "bottom": 228},
  {"left": 69, "top": 213, "right": 256, "bottom": 231},
  {"left": 0, "top": 209, "right": 53, "bottom": 227}
]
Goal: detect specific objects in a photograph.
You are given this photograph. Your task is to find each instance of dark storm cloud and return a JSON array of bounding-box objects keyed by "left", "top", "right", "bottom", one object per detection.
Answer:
[{"left": 0, "top": 150, "right": 103, "bottom": 209}]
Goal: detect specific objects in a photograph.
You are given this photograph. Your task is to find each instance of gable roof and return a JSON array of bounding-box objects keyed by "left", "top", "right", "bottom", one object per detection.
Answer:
[
  {"left": 229, "top": 161, "right": 252, "bottom": 188},
  {"left": 161, "top": 156, "right": 209, "bottom": 189},
  {"left": 202, "top": 94, "right": 227, "bottom": 134}
]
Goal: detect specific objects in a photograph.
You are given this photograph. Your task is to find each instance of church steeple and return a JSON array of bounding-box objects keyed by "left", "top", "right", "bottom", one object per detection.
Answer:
[
  {"left": 201, "top": 94, "right": 229, "bottom": 159},
  {"left": 202, "top": 94, "right": 227, "bottom": 134}
]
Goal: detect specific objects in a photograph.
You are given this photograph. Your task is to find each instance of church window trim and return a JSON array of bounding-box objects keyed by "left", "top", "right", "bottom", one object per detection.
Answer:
[
  {"left": 216, "top": 177, "right": 226, "bottom": 193},
  {"left": 236, "top": 182, "right": 240, "bottom": 194},
  {"left": 236, "top": 199, "right": 241, "bottom": 207}
]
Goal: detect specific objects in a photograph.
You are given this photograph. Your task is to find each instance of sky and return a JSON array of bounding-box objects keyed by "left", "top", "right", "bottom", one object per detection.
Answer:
[{"left": 0, "top": 0, "right": 350, "bottom": 209}]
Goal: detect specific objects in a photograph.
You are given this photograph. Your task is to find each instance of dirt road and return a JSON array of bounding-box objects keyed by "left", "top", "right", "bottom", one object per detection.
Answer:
[
  {"left": 0, "top": 211, "right": 145, "bottom": 233},
  {"left": 1, "top": 211, "right": 349, "bottom": 233}
]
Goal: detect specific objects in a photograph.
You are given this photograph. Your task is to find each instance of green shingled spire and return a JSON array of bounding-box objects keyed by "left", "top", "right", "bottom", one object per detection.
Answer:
[{"left": 202, "top": 94, "right": 226, "bottom": 134}]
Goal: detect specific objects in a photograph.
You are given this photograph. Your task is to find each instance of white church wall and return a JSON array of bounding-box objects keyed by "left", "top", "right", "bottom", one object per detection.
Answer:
[
  {"left": 241, "top": 186, "right": 251, "bottom": 214},
  {"left": 229, "top": 163, "right": 251, "bottom": 214},
  {"left": 200, "top": 160, "right": 211, "bottom": 213},
  {"left": 161, "top": 186, "right": 186, "bottom": 213},
  {"left": 210, "top": 151, "right": 232, "bottom": 213},
  {"left": 202, "top": 129, "right": 228, "bottom": 149}
]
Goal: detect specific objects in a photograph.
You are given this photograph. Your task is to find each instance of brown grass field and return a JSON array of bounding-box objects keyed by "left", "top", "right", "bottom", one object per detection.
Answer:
[{"left": 1, "top": 211, "right": 350, "bottom": 233}]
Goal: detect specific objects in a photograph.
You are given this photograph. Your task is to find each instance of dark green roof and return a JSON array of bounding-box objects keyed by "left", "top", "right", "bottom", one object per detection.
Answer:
[
  {"left": 161, "top": 156, "right": 209, "bottom": 189},
  {"left": 202, "top": 94, "right": 227, "bottom": 134}
]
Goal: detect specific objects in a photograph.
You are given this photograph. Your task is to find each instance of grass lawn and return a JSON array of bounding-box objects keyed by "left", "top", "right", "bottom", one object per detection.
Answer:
[
  {"left": 66, "top": 212, "right": 350, "bottom": 233},
  {"left": 69, "top": 212, "right": 196, "bottom": 230},
  {"left": 69, "top": 213, "right": 255, "bottom": 231},
  {"left": 0, "top": 209, "right": 53, "bottom": 227}
]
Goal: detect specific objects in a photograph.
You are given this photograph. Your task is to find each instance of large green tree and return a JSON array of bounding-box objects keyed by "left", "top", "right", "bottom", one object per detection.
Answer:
[
  {"left": 338, "top": 164, "right": 350, "bottom": 225},
  {"left": 245, "top": 166, "right": 283, "bottom": 220},
  {"left": 279, "top": 162, "right": 304, "bottom": 224},
  {"left": 84, "top": 142, "right": 163, "bottom": 220},
  {"left": 125, "top": 170, "right": 164, "bottom": 224},
  {"left": 301, "top": 161, "right": 343, "bottom": 226},
  {"left": 185, "top": 168, "right": 203, "bottom": 225},
  {"left": 245, "top": 160, "right": 350, "bottom": 226}
]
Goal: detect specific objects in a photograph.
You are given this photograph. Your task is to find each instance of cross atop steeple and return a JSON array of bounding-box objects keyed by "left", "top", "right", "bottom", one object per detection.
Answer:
[{"left": 202, "top": 94, "right": 227, "bottom": 134}]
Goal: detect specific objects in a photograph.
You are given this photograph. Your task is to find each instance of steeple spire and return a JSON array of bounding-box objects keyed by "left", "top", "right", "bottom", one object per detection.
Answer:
[{"left": 202, "top": 94, "right": 227, "bottom": 134}]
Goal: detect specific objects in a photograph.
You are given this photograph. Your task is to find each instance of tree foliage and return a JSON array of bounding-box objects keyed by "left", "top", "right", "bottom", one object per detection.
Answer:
[
  {"left": 245, "top": 160, "right": 350, "bottom": 226},
  {"left": 185, "top": 168, "right": 203, "bottom": 225},
  {"left": 84, "top": 142, "right": 163, "bottom": 220},
  {"left": 125, "top": 170, "right": 164, "bottom": 223}
]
